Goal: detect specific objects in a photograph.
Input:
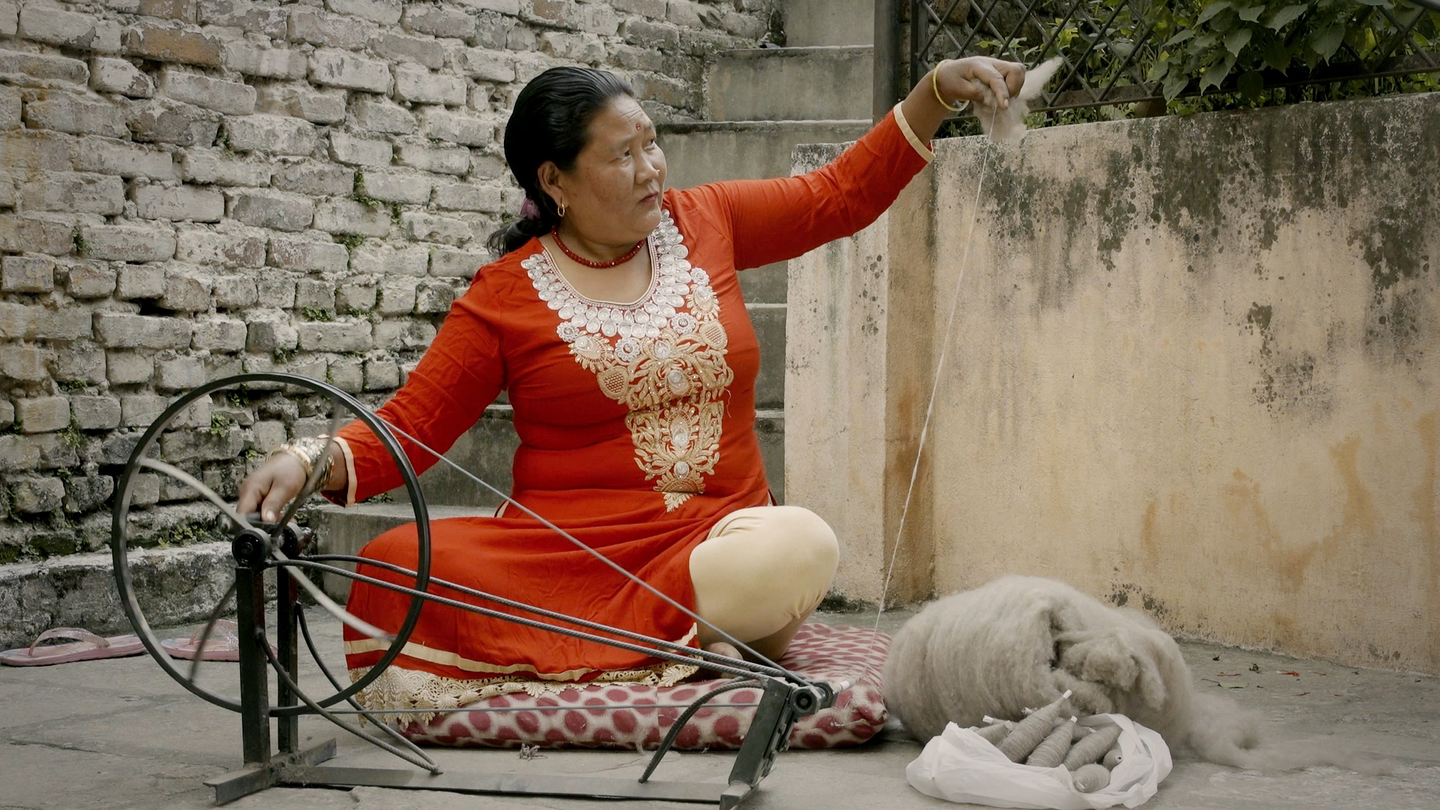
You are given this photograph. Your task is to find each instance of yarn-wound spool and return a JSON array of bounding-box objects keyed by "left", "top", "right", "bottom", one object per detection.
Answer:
[
  {"left": 1072, "top": 763, "right": 1111, "bottom": 793},
  {"left": 1102, "top": 747, "right": 1124, "bottom": 769},
  {"left": 1025, "top": 718, "right": 1076, "bottom": 768},
  {"left": 996, "top": 690, "right": 1072, "bottom": 762},
  {"left": 1063, "top": 723, "right": 1122, "bottom": 770},
  {"left": 974, "top": 722, "right": 1013, "bottom": 745}
]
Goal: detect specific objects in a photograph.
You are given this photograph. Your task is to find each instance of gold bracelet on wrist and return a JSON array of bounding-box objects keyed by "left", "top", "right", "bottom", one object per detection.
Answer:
[
  {"left": 267, "top": 436, "right": 337, "bottom": 489},
  {"left": 268, "top": 445, "right": 313, "bottom": 478},
  {"left": 932, "top": 62, "right": 969, "bottom": 113}
]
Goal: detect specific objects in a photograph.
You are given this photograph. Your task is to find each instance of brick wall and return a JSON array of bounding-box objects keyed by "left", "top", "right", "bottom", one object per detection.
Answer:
[{"left": 0, "top": 0, "right": 774, "bottom": 563}]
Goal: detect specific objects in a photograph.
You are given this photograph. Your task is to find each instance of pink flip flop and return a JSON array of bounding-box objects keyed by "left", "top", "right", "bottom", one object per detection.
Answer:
[
  {"left": 0, "top": 627, "right": 145, "bottom": 666},
  {"left": 160, "top": 619, "right": 241, "bottom": 662}
]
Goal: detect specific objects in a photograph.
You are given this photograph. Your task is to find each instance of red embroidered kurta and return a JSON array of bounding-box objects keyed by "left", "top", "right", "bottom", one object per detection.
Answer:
[{"left": 338, "top": 110, "right": 930, "bottom": 709}]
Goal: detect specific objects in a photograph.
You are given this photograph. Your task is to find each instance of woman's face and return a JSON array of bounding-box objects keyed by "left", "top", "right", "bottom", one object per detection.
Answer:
[{"left": 543, "top": 94, "right": 666, "bottom": 247}]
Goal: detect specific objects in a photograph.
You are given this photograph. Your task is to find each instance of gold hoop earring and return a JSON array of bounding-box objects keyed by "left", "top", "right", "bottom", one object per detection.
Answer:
[{"left": 557, "top": 203, "right": 567, "bottom": 218}]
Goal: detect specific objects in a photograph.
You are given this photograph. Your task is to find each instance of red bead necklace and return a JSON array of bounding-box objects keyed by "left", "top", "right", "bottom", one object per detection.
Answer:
[{"left": 550, "top": 226, "right": 644, "bottom": 269}]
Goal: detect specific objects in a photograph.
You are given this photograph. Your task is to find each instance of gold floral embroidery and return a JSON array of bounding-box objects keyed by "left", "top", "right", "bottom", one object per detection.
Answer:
[{"left": 523, "top": 212, "right": 733, "bottom": 510}]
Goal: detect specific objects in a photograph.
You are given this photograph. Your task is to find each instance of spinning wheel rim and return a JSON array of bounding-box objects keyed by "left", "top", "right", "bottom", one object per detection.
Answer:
[{"left": 110, "top": 372, "right": 432, "bottom": 714}]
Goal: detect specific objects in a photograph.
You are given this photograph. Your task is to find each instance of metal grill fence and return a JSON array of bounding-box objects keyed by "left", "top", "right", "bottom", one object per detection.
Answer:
[{"left": 880, "top": 0, "right": 1440, "bottom": 116}]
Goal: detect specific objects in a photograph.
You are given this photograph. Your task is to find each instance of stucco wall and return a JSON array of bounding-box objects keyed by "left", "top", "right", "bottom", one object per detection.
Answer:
[{"left": 788, "top": 92, "right": 1439, "bottom": 674}]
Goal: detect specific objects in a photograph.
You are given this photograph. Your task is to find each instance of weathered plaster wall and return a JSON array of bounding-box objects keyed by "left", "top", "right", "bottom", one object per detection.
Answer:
[{"left": 788, "top": 92, "right": 1440, "bottom": 673}]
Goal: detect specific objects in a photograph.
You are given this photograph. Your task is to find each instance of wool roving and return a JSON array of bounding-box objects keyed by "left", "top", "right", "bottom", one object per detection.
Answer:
[
  {"left": 884, "top": 576, "right": 1200, "bottom": 747},
  {"left": 969, "top": 57, "right": 1063, "bottom": 145},
  {"left": 883, "top": 575, "right": 1391, "bottom": 771}
]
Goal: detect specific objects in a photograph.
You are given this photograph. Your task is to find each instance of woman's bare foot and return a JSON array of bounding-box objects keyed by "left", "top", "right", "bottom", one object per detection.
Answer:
[
  {"left": 706, "top": 641, "right": 742, "bottom": 660},
  {"left": 696, "top": 641, "right": 743, "bottom": 678}
]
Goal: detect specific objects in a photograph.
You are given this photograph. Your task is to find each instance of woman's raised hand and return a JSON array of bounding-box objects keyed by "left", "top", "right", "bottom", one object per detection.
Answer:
[{"left": 936, "top": 56, "right": 1027, "bottom": 111}]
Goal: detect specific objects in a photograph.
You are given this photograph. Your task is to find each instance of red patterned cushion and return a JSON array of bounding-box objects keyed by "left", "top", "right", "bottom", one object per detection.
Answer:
[{"left": 399, "top": 623, "right": 889, "bottom": 750}]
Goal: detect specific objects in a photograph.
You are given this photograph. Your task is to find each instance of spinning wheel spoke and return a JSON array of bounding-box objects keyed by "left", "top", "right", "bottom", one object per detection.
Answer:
[
  {"left": 271, "top": 548, "right": 391, "bottom": 641},
  {"left": 138, "top": 458, "right": 254, "bottom": 533},
  {"left": 296, "top": 607, "right": 440, "bottom": 772},
  {"left": 259, "top": 622, "right": 441, "bottom": 773},
  {"left": 117, "top": 456, "right": 244, "bottom": 691},
  {"left": 186, "top": 580, "right": 238, "bottom": 686}
]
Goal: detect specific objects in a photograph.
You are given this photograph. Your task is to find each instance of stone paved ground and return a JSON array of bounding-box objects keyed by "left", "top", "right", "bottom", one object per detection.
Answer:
[{"left": 1, "top": 610, "right": 1437, "bottom": 809}]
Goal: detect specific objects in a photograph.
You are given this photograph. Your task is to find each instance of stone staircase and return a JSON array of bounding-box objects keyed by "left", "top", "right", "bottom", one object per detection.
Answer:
[{"left": 312, "top": 1, "right": 879, "bottom": 597}]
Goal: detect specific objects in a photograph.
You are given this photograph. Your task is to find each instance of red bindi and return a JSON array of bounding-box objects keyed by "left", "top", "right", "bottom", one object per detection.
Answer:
[{"left": 636, "top": 122, "right": 642, "bottom": 130}]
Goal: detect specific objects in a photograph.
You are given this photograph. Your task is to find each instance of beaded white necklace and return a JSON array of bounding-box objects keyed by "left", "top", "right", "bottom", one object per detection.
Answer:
[{"left": 522, "top": 210, "right": 716, "bottom": 346}]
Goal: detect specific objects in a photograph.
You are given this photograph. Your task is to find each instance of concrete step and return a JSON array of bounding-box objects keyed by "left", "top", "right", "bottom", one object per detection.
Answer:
[
  {"left": 308, "top": 502, "right": 496, "bottom": 601},
  {"left": 707, "top": 46, "right": 873, "bottom": 122},
  {"left": 783, "top": 0, "right": 876, "bottom": 47},
  {"left": 751, "top": 302, "right": 785, "bottom": 410},
  {"left": 660, "top": 117, "right": 871, "bottom": 307},
  {"left": 391, "top": 402, "right": 519, "bottom": 507},
  {"left": 732, "top": 260, "right": 786, "bottom": 304},
  {"left": 661, "top": 119, "right": 872, "bottom": 192},
  {"left": 755, "top": 408, "right": 784, "bottom": 503},
  {"left": 0, "top": 540, "right": 234, "bottom": 649}
]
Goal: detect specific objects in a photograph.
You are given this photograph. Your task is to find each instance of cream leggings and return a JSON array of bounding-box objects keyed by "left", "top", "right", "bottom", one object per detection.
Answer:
[{"left": 688, "top": 505, "right": 839, "bottom": 661}]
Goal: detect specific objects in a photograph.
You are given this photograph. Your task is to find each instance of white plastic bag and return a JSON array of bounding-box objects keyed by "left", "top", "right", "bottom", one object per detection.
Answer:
[{"left": 905, "top": 714, "right": 1172, "bottom": 809}]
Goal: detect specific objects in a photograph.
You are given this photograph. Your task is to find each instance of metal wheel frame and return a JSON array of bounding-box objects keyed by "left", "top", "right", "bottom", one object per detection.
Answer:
[
  {"left": 110, "top": 374, "right": 841, "bottom": 809},
  {"left": 110, "top": 372, "right": 432, "bottom": 714}
]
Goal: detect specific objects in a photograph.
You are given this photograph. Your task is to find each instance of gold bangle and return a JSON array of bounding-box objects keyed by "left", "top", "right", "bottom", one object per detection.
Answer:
[
  {"left": 267, "top": 436, "right": 337, "bottom": 488},
  {"left": 932, "top": 62, "right": 968, "bottom": 113},
  {"left": 268, "top": 445, "right": 313, "bottom": 478}
]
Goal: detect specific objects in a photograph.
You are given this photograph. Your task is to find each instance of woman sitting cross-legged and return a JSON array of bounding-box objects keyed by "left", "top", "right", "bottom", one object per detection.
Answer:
[{"left": 237, "top": 59, "right": 1025, "bottom": 716}]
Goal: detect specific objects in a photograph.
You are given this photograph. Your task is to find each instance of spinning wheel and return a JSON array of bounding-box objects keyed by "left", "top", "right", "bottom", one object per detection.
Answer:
[
  {"left": 111, "top": 372, "right": 839, "bottom": 809},
  {"left": 112, "top": 373, "right": 437, "bottom": 786},
  {"left": 112, "top": 373, "right": 431, "bottom": 713}
]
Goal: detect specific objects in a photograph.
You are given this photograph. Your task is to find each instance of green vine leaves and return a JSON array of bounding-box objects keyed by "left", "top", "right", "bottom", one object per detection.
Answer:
[{"left": 1147, "top": 0, "right": 1436, "bottom": 101}]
